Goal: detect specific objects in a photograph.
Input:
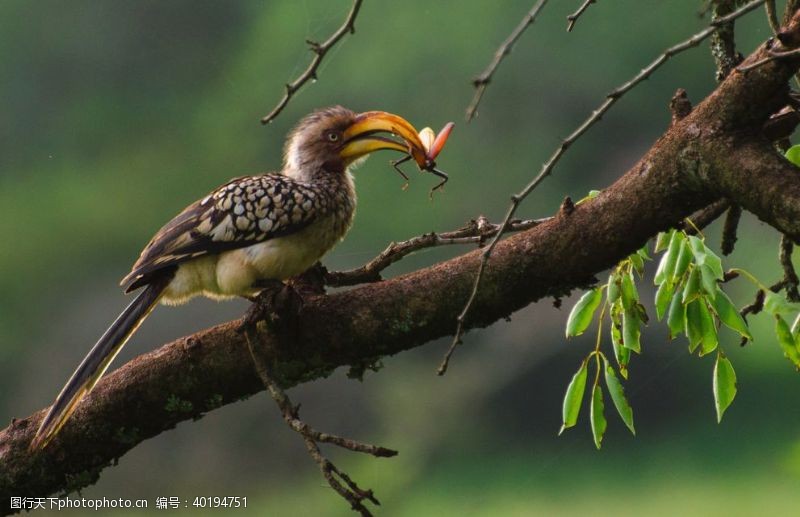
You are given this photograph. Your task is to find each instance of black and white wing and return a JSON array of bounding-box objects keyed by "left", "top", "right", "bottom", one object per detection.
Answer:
[{"left": 121, "top": 174, "right": 327, "bottom": 291}]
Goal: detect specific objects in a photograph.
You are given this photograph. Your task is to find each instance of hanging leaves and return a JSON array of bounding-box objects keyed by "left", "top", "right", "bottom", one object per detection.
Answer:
[{"left": 713, "top": 352, "right": 737, "bottom": 423}]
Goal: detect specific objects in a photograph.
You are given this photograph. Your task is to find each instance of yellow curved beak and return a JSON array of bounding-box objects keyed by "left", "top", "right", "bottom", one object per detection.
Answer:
[{"left": 340, "top": 111, "right": 428, "bottom": 166}]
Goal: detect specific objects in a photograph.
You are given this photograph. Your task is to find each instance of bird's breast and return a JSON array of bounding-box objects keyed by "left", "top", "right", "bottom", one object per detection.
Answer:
[{"left": 239, "top": 211, "right": 353, "bottom": 281}]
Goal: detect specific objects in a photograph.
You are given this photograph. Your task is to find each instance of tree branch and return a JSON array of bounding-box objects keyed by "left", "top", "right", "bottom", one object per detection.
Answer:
[
  {"left": 260, "top": 0, "right": 363, "bottom": 124},
  {"left": 4, "top": 3, "right": 800, "bottom": 512},
  {"left": 443, "top": 0, "right": 768, "bottom": 375},
  {"left": 324, "top": 216, "right": 547, "bottom": 287},
  {"left": 566, "top": 0, "right": 597, "bottom": 32},
  {"left": 465, "top": 0, "right": 549, "bottom": 122}
]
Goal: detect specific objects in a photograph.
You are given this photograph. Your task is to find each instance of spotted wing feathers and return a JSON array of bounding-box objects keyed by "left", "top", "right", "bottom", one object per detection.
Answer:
[{"left": 121, "top": 174, "right": 325, "bottom": 291}]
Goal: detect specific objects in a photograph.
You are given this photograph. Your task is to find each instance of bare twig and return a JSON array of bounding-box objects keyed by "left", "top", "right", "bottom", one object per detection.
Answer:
[
  {"left": 441, "top": 0, "right": 767, "bottom": 376},
  {"left": 465, "top": 0, "right": 549, "bottom": 122},
  {"left": 721, "top": 204, "right": 742, "bottom": 255},
  {"left": 325, "top": 216, "right": 547, "bottom": 287},
  {"left": 682, "top": 199, "right": 731, "bottom": 234},
  {"left": 766, "top": 0, "right": 780, "bottom": 33},
  {"left": 763, "top": 108, "right": 800, "bottom": 140},
  {"left": 710, "top": 0, "right": 742, "bottom": 81},
  {"left": 566, "top": 0, "right": 597, "bottom": 32},
  {"left": 709, "top": 2, "right": 744, "bottom": 255},
  {"left": 780, "top": 234, "right": 800, "bottom": 301},
  {"left": 669, "top": 88, "right": 693, "bottom": 125},
  {"left": 785, "top": 0, "right": 800, "bottom": 24},
  {"left": 738, "top": 235, "right": 800, "bottom": 345},
  {"left": 242, "top": 322, "right": 393, "bottom": 516},
  {"left": 260, "top": 0, "right": 363, "bottom": 124},
  {"left": 737, "top": 46, "right": 800, "bottom": 72}
]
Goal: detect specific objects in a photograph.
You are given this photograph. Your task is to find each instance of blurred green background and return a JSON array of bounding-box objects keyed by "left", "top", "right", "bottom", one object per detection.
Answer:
[{"left": 2, "top": 0, "right": 800, "bottom": 515}]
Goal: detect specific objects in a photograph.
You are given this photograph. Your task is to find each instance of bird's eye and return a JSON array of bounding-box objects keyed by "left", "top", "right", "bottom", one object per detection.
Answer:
[{"left": 326, "top": 132, "right": 340, "bottom": 142}]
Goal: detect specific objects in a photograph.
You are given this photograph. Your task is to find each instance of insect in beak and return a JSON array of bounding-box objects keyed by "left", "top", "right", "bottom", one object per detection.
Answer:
[{"left": 392, "top": 122, "right": 455, "bottom": 197}]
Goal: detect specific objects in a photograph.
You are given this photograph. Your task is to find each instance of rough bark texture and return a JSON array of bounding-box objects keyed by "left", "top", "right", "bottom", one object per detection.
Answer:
[{"left": 4, "top": 11, "right": 800, "bottom": 514}]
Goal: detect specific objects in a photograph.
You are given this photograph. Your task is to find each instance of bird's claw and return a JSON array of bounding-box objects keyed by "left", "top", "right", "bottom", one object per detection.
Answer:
[{"left": 238, "top": 281, "right": 304, "bottom": 335}]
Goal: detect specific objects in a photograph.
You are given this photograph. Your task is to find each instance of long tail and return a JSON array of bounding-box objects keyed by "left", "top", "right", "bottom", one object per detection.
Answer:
[{"left": 30, "top": 276, "right": 170, "bottom": 450}]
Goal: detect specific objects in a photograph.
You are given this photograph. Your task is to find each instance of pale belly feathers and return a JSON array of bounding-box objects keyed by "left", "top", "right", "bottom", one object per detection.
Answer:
[{"left": 160, "top": 214, "right": 348, "bottom": 305}]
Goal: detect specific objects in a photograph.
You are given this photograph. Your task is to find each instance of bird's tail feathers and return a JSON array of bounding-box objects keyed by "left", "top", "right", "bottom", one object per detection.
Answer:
[{"left": 30, "top": 276, "right": 170, "bottom": 450}]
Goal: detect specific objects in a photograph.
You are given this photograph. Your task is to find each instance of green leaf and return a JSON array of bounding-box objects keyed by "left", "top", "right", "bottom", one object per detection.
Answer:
[
  {"left": 775, "top": 315, "right": 800, "bottom": 368},
  {"left": 610, "top": 305, "right": 629, "bottom": 377},
  {"left": 604, "top": 363, "right": 635, "bottom": 435},
  {"left": 622, "top": 306, "right": 642, "bottom": 353},
  {"left": 634, "top": 301, "right": 649, "bottom": 324},
  {"left": 713, "top": 353, "right": 737, "bottom": 423},
  {"left": 792, "top": 313, "right": 800, "bottom": 341},
  {"left": 673, "top": 238, "right": 693, "bottom": 280},
  {"left": 699, "top": 264, "right": 718, "bottom": 296},
  {"left": 785, "top": 144, "right": 800, "bottom": 166},
  {"left": 637, "top": 246, "right": 651, "bottom": 261},
  {"left": 655, "top": 280, "right": 675, "bottom": 321},
  {"left": 682, "top": 267, "right": 702, "bottom": 303},
  {"left": 566, "top": 288, "right": 603, "bottom": 337},
  {"left": 607, "top": 273, "right": 620, "bottom": 303},
  {"left": 655, "top": 231, "right": 682, "bottom": 284},
  {"left": 654, "top": 230, "right": 672, "bottom": 253},
  {"left": 667, "top": 290, "right": 686, "bottom": 340},
  {"left": 710, "top": 287, "right": 752, "bottom": 340},
  {"left": 630, "top": 253, "right": 645, "bottom": 275},
  {"left": 590, "top": 384, "right": 607, "bottom": 449},
  {"left": 621, "top": 271, "right": 639, "bottom": 310},
  {"left": 704, "top": 251, "right": 724, "bottom": 281},
  {"left": 686, "top": 298, "right": 717, "bottom": 355},
  {"left": 764, "top": 291, "right": 800, "bottom": 315},
  {"left": 687, "top": 236, "right": 723, "bottom": 280},
  {"left": 560, "top": 361, "right": 588, "bottom": 434}
]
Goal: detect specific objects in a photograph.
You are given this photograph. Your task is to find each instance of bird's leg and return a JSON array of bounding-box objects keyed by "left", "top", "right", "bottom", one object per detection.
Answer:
[
  {"left": 239, "top": 321, "right": 396, "bottom": 517},
  {"left": 239, "top": 279, "right": 304, "bottom": 335},
  {"left": 288, "top": 263, "right": 327, "bottom": 297}
]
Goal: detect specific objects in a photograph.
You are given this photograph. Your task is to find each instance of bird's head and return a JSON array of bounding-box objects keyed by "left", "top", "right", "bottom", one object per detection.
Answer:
[{"left": 283, "top": 106, "right": 427, "bottom": 180}]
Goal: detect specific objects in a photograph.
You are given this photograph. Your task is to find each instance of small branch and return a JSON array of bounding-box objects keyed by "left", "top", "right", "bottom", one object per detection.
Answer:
[
  {"left": 721, "top": 204, "right": 742, "bottom": 255},
  {"left": 738, "top": 235, "right": 800, "bottom": 345},
  {"left": 669, "top": 88, "right": 693, "bottom": 125},
  {"left": 763, "top": 108, "right": 800, "bottom": 140},
  {"left": 784, "top": 0, "right": 800, "bottom": 25},
  {"left": 242, "top": 322, "right": 391, "bottom": 516},
  {"left": 709, "top": 2, "right": 743, "bottom": 256},
  {"left": 566, "top": 0, "right": 597, "bottom": 32},
  {"left": 737, "top": 46, "right": 800, "bottom": 72},
  {"left": 710, "top": 0, "right": 742, "bottom": 81},
  {"left": 766, "top": 0, "right": 780, "bottom": 34},
  {"left": 324, "top": 216, "right": 547, "bottom": 287},
  {"left": 465, "top": 0, "right": 549, "bottom": 122},
  {"left": 682, "top": 199, "right": 731, "bottom": 234},
  {"left": 260, "top": 0, "right": 363, "bottom": 124},
  {"left": 780, "top": 234, "right": 800, "bottom": 301},
  {"left": 740, "top": 286, "right": 767, "bottom": 319},
  {"left": 442, "top": 0, "right": 767, "bottom": 375}
]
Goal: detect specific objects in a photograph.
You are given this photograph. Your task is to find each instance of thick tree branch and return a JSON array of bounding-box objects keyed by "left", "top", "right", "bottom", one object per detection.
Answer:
[
  {"left": 4, "top": 6, "right": 800, "bottom": 513},
  {"left": 444, "top": 0, "right": 769, "bottom": 374}
]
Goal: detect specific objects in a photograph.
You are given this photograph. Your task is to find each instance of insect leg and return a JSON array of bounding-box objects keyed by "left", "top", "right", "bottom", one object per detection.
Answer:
[{"left": 391, "top": 155, "right": 412, "bottom": 190}]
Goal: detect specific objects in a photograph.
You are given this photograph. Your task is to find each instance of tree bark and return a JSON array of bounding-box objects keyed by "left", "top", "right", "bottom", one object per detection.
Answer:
[{"left": 3, "top": 10, "right": 800, "bottom": 513}]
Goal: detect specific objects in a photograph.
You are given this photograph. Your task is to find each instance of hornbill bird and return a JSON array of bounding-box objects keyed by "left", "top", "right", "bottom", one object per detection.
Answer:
[{"left": 31, "top": 106, "right": 436, "bottom": 450}]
